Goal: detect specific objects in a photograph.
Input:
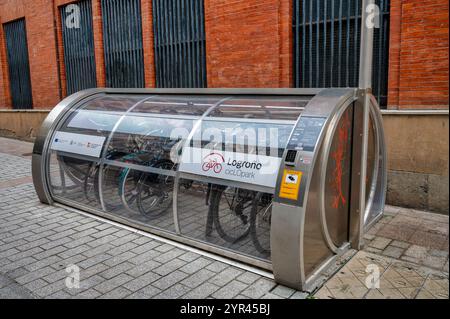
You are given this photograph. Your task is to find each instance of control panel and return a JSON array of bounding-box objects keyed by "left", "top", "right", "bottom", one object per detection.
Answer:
[{"left": 275, "top": 116, "right": 327, "bottom": 206}]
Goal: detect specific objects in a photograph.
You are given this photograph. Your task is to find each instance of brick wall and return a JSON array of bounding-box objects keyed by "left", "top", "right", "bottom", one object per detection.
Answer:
[
  {"left": 204, "top": 0, "right": 292, "bottom": 88},
  {"left": 0, "top": 0, "right": 448, "bottom": 109},
  {"left": 388, "top": 0, "right": 449, "bottom": 109},
  {"left": 0, "top": 0, "right": 61, "bottom": 109}
]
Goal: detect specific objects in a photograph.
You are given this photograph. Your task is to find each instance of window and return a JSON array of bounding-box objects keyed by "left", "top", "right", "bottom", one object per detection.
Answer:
[
  {"left": 293, "top": 0, "right": 390, "bottom": 107},
  {"left": 101, "top": 0, "right": 145, "bottom": 88},
  {"left": 60, "top": 0, "right": 97, "bottom": 95},
  {"left": 152, "top": 0, "right": 207, "bottom": 88},
  {"left": 3, "top": 18, "right": 33, "bottom": 109}
]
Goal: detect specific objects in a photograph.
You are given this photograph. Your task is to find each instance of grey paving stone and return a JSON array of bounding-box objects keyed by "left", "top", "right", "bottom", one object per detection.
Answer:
[
  {"left": 15, "top": 266, "right": 55, "bottom": 284},
  {"left": 78, "top": 253, "right": 112, "bottom": 269},
  {"left": 241, "top": 278, "right": 276, "bottom": 299},
  {"left": 125, "top": 291, "right": 152, "bottom": 299},
  {"left": 205, "top": 261, "right": 229, "bottom": 273},
  {"left": 98, "top": 287, "right": 132, "bottom": 299},
  {"left": 390, "top": 240, "right": 411, "bottom": 249},
  {"left": 107, "top": 243, "right": 139, "bottom": 257},
  {"left": 126, "top": 260, "right": 162, "bottom": 278},
  {"left": 135, "top": 285, "right": 161, "bottom": 298},
  {"left": 78, "top": 275, "right": 105, "bottom": 292},
  {"left": 0, "top": 282, "right": 36, "bottom": 299},
  {"left": 152, "top": 270, "right": 189, "bottom": 290},
  {"left": 181, "top": 282, "right": 219, "bottom": 299},
  {"left": 209, "top": 267, "right": 243, "bottom": 286},
  {"left": 178, "top": 251, "right": 200, "bottom": 263},
  {"left": 82, "top": 244, "right": 115, "bottom": 258},
  {"left": 129, "top": 250, "right": 162, "bottom": 265},
  {"left": 103, "top": 251, "right": 136, "bottom": 267},
  {"left": 153, "top": 258, "right": 187, "bottom": 276},
  {"left": 81, "top": 263, "right": 110, "bottom": 279},
  {"left": 211, "top": 280, "right": 248, "bottom": 299},
  {"left": 71, "top": 288, "right": 102, "bottom": 299},
  {"left": 40, "top": 237, "right": 72, "bottom": 250},
  {"left": 382, "top": 246, "right": 405, "bottom": 259},
  {"left": 179, "top": 257, "right": 212, "bottom": 274},
  {"left": 123, "top": 272, "right": 161, "bottom": 292},
  {"left": 155, "top": 243, "right": 174, "bottom": 252},
  {"left": 99, "top": 262, "right": 135, "bottom": 280},
  {"left": 94, "top": 273, "right": 134, "bottom": 294},
  {"left": 290, "top": 291, "right": 309, "bottom": 299},
  {"left": 154, "top": 283, "right": 191, "bottom": 299},
  {"left": 132, "top": 236, "right": 153, "bottom": 246},
  {"left": 2, "top": 257, "right": 37, "bottom": 273},
  {"left": 130, "top": 241, "right": 161, "bottom": 255},
  {"left": 261, "top": 292, "right": 284, "bottom": 299},
  {"left": 43, "top": 268, "right": 69, "bottom": 284},
  {"left": 236, "top": 271, "right": 261, "bottom": 285},
  {"left": 423, "top": 255, "right": 448, "bottom": 270},
  {"left": 33, "top": 280, "right": 66, "bottom": 297},
  {"left": 153, "top": 248, "right": 185, "bottom": 263},
  {"left": 404, "top": 245, "right": 428, "bottom": 260},
  {"left": 271, "top": 285, "right": 296, "bottom": 298},
  {"left": 57, "top": 244, "right": 92, "bottom": 259},
  {"left": 8, "top": 247, "right": 44, "bottom": 262},
  {"left": 24, "top": 279, "right": 49, "bottom": 292},
  {"left": 369, "top": 237, "right": 392, "bottom": 250},
  {"left": 33, "top": 245, "right": 67, "bottom": 260},
  {"left": 181, "top": 269, "right": 216, "bottom": 288},
  {"left": 48, "top": 290, "right": 73, "bottom": 299}
]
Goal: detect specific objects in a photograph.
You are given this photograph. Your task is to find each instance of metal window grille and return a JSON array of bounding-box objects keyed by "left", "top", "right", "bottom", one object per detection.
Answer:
[
  {"left": 101, "top": 0, "right": 145, "bottom": 88},
  {"left": 60, "top": 0, "right": 97, "bottom": 95},
  {"left": 3, "top": 19, "right": 33, "bottom": 109},
  {"left": 152, "top": 0, "right": 207, "bottom": 88},
  {"left": 293, "top": 0, "right": 390, "bottom": 107}
]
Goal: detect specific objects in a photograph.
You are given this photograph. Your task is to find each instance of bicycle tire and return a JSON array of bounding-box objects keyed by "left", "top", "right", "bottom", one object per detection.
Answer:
[
  {"left": 209, "top": 186, "right": 252, "bottom": 243},
  {"left": 250, "top": 192, "right": 272, "bottom": 256},
  {"left": 136, "top": 159, "right": 175, "bottom": 218},
  {"left": 118, "top": 167, "right": 142, "bottom": 213}
]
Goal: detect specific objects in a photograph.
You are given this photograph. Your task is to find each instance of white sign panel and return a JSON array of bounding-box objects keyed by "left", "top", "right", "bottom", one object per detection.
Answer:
[
  {"left": 50, "top": 132, "right": 106, "bottom": 158},
  {"left": 179, "top": 147, "right": 282, "bottom": 188}
]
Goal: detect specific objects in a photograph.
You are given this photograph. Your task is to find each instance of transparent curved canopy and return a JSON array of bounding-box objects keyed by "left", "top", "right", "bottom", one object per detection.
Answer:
[{"left": 57, "top": 94, "right": 308, "bottom": 161}]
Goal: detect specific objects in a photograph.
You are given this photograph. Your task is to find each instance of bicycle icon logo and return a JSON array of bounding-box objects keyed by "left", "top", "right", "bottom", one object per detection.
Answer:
[{"left": 202, "top": 152, "right": 225, "bottom": 174}]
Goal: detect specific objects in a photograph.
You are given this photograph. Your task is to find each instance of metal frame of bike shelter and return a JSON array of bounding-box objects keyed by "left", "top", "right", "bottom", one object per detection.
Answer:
[{"left": 32, "top": 0, "right": 386, "bottom": 290}]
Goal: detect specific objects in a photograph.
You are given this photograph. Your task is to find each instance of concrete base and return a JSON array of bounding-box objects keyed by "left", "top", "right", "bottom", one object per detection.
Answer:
[{"left": 387, "top": 170, "right": 449, "bottom": 214}]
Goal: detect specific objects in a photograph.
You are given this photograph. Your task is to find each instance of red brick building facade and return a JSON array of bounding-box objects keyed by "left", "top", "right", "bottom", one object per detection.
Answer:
[{"left": 0, "top": 0, "right": 448, "bottom": 109}]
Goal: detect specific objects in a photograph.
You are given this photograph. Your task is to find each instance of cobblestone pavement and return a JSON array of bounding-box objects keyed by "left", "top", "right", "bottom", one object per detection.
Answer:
[
  {"left": 0, "top": 137, "right": 448, "bottom": 299},
  {"left": 315, "top": 207, "right": 449, "bottom": 299}
]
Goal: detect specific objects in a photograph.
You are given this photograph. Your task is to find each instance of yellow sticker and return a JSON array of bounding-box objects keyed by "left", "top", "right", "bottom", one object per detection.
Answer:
[{"left": 279, "top": 169, "right": 303, "bottom": 200}]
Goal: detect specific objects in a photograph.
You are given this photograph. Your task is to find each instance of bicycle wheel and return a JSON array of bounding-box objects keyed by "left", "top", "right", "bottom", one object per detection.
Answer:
[
  {"left": 119, "top": 167, "right": 142, "bottom": 213},
  {"left": 136, "top": 160, "right": 175, "bottom": 218},
  {"left": 58, "top": 155, "right": 91, "bottom": 189},
  {"left": 83, "top": 163, "right": 99, "bottom": 202},
  {"left": 250, "top": 193, "right": 272, "bottom": 256},
  {"left": 210, "top": 186, "right": 253, "bottom": 243}
]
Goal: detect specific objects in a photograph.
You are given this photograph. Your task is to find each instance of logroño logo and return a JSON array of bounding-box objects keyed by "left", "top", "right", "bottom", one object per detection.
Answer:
[{"left": 202, "top": 152, "right": 225, "bottom": 174}]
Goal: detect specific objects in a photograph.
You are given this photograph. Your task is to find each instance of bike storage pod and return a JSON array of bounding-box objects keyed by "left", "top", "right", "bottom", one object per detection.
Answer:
[{"left": 32, "top": 0, "right": 386, "bottom": 291}]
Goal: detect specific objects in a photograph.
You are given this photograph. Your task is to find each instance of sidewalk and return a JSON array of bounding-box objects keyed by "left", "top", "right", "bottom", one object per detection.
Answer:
[{"left": 0, "top": 137, "right": 448, "bottom": 299}]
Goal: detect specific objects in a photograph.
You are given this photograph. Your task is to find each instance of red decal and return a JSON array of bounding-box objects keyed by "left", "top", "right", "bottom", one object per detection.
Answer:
[{"left": 331, "top": 112, "right": 350, "bottom": 209}]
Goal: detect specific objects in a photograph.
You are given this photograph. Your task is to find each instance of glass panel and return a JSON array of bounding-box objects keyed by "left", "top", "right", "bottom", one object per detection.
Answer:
[
  {"left": 190, "top": 119, "right": 294, "bottom": 158},
  {"left": 99, "top": 165, "right": 176, "bottom": 232},
  {"left": 132, "top": 95, "right": 225, "bottom": 116},
  {"left": 178, "top": 179, "right": 272, "bottom": 260},
  {"left": 60, "top": 95, "right": 148, "bottom": 136},
  {"left": 49, "top": 151, "right": 103, "bottom": 211},
  {"left": 208, "top": 97, "right": 307, "bottom": 120}
]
